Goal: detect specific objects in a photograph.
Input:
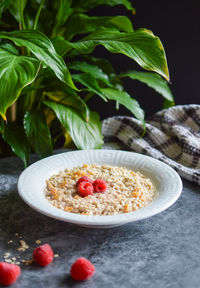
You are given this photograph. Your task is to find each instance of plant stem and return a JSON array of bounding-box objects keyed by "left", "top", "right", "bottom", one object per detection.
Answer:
[
  {"left": 10, "top": 103, "right": 17, "bottom": 121},
  {"left": 33, "top": 0, "right": 45, "bottom": 30},
  {"left": 20, "top": 0, "right": 26, "bottom": 29}
]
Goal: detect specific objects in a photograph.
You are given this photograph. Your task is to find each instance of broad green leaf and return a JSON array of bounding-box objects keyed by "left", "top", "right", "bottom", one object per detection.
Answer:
[
  {"left": 0, "top": 0, "right": 11, "bottom": 19},
  {"left": 44, "top": 90, "right": 90, "bottom": 121},
  {"left": 101, "top": 87, "right": 145, "bottom": 124},
  {"left": 65, "top": 14, "right": 133, "bottom": 40},
  {"left": 163, "top": 99, "right": 175, "bottom": 109},
  {"left": 71, "top": 0, "right": 135, "bottom": 13},
  {"left": 40, "top": 72, "right": 90, "bottom": 121},
  {"left": 24, "top": 110, "right": 52, "bottom": 158},
  {"left": 0, "top": 43, "right": 18, "bottom": 54},
  {"left": 121, "top": 70, "right": 173, "bottom": 101},
  {"left": 44, "top": 101, "right": 103, "bottom": 149},
  {"left": 72, "top": 73, "right": 108, "bottom": 101},
  {"left": 8, "top": 0, "right": 27, "bottom": 24},
  {"left": 52, "top": 0, "right": 73, "bottom": 37},
  {"left": 0, "top": 47, "right": 40, "bottom": 119},
  {"left": 2, "top": 123, "right": 29, "bottom": 166},
  {"left": 0, "top": 29, "right": 77, "bottom": 90},
  {"left": 69, "top": 61, "right": 111, "bottom": 86},
  {"left": 83, "top": 56, "right": 115, "bottom": 74},
  {"left": 52, "top": 36, "right": 71, "bottom": 57},
  {"left": 109, "top": 16, "right": 133, "bottom": 32},
  {"left": 65, "top": 28, "right": 169, "bottom": 81}
]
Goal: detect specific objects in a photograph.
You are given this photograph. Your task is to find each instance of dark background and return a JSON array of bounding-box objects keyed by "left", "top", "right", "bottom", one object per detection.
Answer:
[{"left": 89, "top": 0, "right": 200, "bottom": 119}]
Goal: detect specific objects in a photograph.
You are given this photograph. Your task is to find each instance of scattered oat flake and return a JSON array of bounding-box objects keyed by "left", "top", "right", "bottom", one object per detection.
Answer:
[
  {"left": 18, "top": 247, "right": 25, "bottom": 251},
  {"left": 35, "top": 240, "right": 42, "bottom": 244},
  {"left": 12, "top": 257, "right": 16, "bottom": 261},
  {"left": 54, "top": 254, "right": 59, "bottom": 258},
  {"left": 18, "top": 240, "right": 29, "bottom": 251},
  {"left": 15, "top": 233, "right": 19, "bottom": 236},
  {"left": 21, "top": 259, "right": 33, "bottom": 265},
  {"left": 16, "top": 262, "right": 20, "bottom": 265},
  {"left": 8, "top": 240, "right": 13, "bottom": 244},
  {"left": 4, "top": 252, "right": 11, "bottom": 258},
  {"left": 5, "top": 259, "right": 12, "bottom": 263}
]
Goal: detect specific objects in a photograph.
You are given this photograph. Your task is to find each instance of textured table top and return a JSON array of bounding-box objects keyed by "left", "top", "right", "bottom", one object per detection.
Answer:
[{"left": 0, "top": 153, "right": 199, "bottom": 288}]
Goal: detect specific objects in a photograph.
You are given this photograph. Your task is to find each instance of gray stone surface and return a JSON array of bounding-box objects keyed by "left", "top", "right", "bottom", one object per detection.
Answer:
[{"left": 0, "top": 153, "right": 200, "bottom": 288}]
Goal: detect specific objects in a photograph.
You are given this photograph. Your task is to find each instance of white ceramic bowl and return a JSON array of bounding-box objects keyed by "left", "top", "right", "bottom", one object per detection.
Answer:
[{"left": 18, "top": 150, "right": 182, "bottom": 228}]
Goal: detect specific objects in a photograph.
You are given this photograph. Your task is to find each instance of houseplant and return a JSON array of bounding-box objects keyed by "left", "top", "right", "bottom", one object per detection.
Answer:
[{"left": 0, "top": 0, "right": 174, "bottom": 166}]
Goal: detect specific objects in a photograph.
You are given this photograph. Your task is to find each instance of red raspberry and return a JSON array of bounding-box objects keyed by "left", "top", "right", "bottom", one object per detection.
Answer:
[
  {"left": 78, "top": 182, "right": 94, "bottom": 197},
  {"left": 70, "top": 257, "right": 95, "bottom": 281},
  {"left": 0, "top": 262, "right": 21, "bottom": 286},
  {"left": 93, "top": 179, "right": 107, "bottom": 193},
  {"left": 33, "top": 244, "right": 54, "bottom": 267},
  {"left": 76, "top": 176, "right": 93, "bottom": 186}
]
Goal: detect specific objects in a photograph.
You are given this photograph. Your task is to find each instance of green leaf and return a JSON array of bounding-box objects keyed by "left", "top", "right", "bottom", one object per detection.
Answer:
[
  {"left": 101, "top": 88, "right": 145, "bottom": 124},
  {"left": 121, "top": 70, "right": 174, "bottom": 101},
  {"left": 69, "top": 61, "right": 111, "bottom": 86},
  {"left": 2, "top": 123, "right": 29, "bottom": 166},
  {"left": 8, "top": 0, "right": 27, "bottom": 24},
  {"left": 52, "top": 36, "right": 71, "bottom": 57},
  {"left": 72, "top": 73, "right": 108, "bottom": 101},
  {"left": 24, "top": 110, "right": 52, "bottom": 158},
  {"left": 163, "top": 99, "right": 175, "bottom": 109},
  {"left": 108, "top": 16, "right": 133, "bottom": 32},
  {"left": 0, "top": 46, "right": 40, "bottom": 119},
  {"left": 44, "top": 90, "right": 90, "bottom": 121},
  {"left": 71, "top": 0, "right": 135, "bottom": 13},
  {"left": 65, "top": 28, "right": 169, "bottom": 81},
  {"left": 52, "top": 0, "right": 73, "bottom": 37},
  {"left": 0, "top": 0, "right": 11, "bottom": 19},
  {"left": 65, "top": 14, "right": 133, "bottom": 41},
  {"left": 44, "top": 101, "right": 103, "bottom": 149},
  {"left": 0, "top": 43, "right": 19, "bottom": 54},
  {"left": 0, "top": 29, "right": 77, "bottom": 90},
  {"left": 83, "top": 56, "right": 115, "bottom": 74}
]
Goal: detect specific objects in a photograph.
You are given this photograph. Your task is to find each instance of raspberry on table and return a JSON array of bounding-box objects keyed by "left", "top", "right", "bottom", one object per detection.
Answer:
[
  {"left": 76, "top": 176, "right": 93, "bottom": 186},
  {"left": 78, "top": 182, "right": 94, "bottom": 197},
  {"left": 0, "top": 262, "right": 21, "bottom": 286},
  {"left": 33, "top": 244, "right": 54, "bottom": 267},
  {"left": 93, "top": 179, "right": 107, "bottom": 193},
  {"left": 70, "top": 257, "right": 95, "bottom": 281}
]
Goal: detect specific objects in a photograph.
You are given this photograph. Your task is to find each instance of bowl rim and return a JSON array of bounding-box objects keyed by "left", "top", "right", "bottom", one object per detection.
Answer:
[{"left": 17, "top": 150, "right": 183, "bottom": 226}]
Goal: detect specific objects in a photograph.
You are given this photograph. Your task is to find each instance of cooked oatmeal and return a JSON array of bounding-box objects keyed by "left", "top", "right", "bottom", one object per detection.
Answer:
[{"left": 45, "top": 164, "right": 156, "bottom": 216}]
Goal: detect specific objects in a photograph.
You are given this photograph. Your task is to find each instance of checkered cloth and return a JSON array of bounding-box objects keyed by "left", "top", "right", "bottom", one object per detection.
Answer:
[{"left": 102, "top": 105, "right": 200, "bottom": 186}]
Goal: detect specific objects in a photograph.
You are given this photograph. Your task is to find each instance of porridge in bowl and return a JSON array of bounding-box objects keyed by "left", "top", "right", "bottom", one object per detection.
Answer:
[{"left": 45, "top": 164, "right": 156, "bottom": 216}]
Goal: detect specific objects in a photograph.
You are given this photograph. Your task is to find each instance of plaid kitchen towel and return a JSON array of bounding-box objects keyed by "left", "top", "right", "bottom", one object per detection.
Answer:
[{"left": 102, "top": 104, "right": 200, "bottom": 185}]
